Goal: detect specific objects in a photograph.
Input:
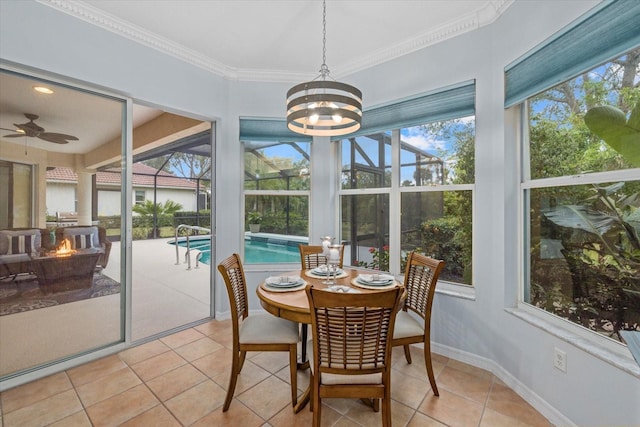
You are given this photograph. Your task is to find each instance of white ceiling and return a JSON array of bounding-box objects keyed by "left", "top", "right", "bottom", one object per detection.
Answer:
[
  {"left": 1, "top": 0, "right": 512, "bottom": 156},
  {"left": 60, "top": 0, "right": 512, "bottom": 81}
]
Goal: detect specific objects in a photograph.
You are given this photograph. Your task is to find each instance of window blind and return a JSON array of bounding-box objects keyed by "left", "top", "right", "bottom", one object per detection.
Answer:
[
  {"left": 239, "top": 117, "right": 312, "bottom": 142},
  {"left": 505, "top": 0, "right": 640, "bottom": 107},
  {"left": 354, "top": 80, "right": 476, "bottom": 137}
]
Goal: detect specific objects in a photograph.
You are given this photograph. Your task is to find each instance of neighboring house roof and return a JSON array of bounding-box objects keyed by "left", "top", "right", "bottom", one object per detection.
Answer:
[{"left": 46, "top": 163, "right": 199, "bottom": 189}]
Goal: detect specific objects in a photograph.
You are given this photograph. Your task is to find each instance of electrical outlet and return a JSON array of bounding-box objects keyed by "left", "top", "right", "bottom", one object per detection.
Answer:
[{"left": 554, "top": 348, "right": 567, "bottom": 373}]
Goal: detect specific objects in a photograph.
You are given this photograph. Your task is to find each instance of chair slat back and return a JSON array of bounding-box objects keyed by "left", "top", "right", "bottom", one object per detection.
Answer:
[
  {"left": 217, "top": 253, "right": 249, "bottom": 323},
  {"left": 403, "top": 252, "right": 445, "bottom": 319},
  {"left": 306, "top": 286, "right": 401, "bottom": 375},
  {"left": 299, "top": 244, "right": 344, "bottom": 270}
]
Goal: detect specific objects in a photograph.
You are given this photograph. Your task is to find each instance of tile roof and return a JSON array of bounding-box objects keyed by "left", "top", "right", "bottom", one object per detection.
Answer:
[{"left": 46, "top": 163, "right": 199, "bottom": 189}]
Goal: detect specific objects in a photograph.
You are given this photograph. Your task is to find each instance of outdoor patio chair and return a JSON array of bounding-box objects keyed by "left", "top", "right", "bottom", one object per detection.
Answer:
[
  {"left": 217, "top": 253, "right": 300, "bottom": 411},
  {"left": 391, "top": 251, "right": 445, "bottom": 396},
  {"left": 305, "top": 284, "right": 402, "bottom": 427}
]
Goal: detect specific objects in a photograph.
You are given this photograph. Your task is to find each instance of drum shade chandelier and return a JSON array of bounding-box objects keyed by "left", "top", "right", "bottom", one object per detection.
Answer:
[{"left": 286, "top": 0, "right": 362, "bottom": 137}]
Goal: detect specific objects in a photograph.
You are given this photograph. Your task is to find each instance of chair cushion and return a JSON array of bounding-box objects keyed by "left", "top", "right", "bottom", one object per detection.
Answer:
[
  {"left": 239, "top": 314, "right": 299, "bottom": 344},
  {"left": 0, "top": 230, "right": 41, "bottom": 255},
  {"left": 62, "top": 227, "right": 99, "bottom": 249},
  {"left": 393, "top": 311, "right": 424, "bottom": 339},
  {"left": 306, "top": 340, "right": 382, "bottom": 385}
]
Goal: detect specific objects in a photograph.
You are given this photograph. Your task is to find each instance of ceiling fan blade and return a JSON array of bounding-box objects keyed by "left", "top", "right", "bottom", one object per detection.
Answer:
[
  {"left": 3, "top": 134, "right": 25, "bottom": 138},
  {"left": 39, "top": 132, "right": 78, "bottom": 141},
  {"left": 37, "top": 134, "right": 70, "bottom": 144}
]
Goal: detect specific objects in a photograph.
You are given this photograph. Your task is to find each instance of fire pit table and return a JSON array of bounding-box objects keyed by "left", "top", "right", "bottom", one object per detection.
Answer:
[{"left": 31, "top": 248, "right": 101, "bottom": 293}]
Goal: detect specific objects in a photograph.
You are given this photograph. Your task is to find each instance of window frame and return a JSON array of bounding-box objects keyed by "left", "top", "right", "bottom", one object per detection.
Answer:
[{"left": 338, "top": 115, "right": 476, "bottom": 290}]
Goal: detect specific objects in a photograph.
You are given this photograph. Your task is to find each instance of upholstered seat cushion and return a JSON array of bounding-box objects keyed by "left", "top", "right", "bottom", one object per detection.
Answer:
[
  {"left": 239, "top": 314, "right": 299, "bottom": 344},
  {"left": 306, "top": 340, "right": 383, "bottom": 385},
  {"left": 62, "top": 227, "right": 100, "bottom": 249},
  {"left": 393, "top": 310, "right": 424, "bottom": 339},
  {"left": 0, "top": 229, "right": 41, "bottom": 256}
]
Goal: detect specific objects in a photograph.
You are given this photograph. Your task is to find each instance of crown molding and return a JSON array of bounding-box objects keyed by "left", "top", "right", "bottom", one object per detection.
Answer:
[
  {"left": 335, "top": 0, "right": 514, "bottom": 78},
  {"left": 38, "top": 0, "right": 513, "bottom": 83}
]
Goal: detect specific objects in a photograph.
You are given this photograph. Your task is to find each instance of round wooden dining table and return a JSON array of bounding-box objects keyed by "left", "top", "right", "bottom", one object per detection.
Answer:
[{"left": 256, "top": 267, "right": 403, "bottom": 412}]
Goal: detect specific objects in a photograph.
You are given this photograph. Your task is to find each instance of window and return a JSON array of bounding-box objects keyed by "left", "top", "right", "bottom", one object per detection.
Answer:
[
  {"left": 241, "top": 118, "right": 311, "bottom": 264},
  {"left": 134, "top": 190, "right": 145, "bottom": 205},
  {"left": 510, "top": 0, "right": 640, "bottom": 344},
  {"left": 338, "top": 82, "right": 475, "bottom": 284}
]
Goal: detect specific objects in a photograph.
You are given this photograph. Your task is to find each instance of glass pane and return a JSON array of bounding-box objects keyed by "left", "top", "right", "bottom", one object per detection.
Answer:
[
  {"left": 526, "top": 182, "right": 640, "bottom": 341},
  {"left": 401, "top": 117, "right": 475, "bottom": 186},
  {"left": 244, "top": 141, "right": 311, "bottom": 191},
  {"left": 528, "top": 49, "right": 640, "bottom": 179},
  {"left": 340, "top": 133, "right": 392, "bottom": 189},
  {"left": 341, "top": 194, "right": 390, "bottom": 269},
  {"left": 244, "top": 194, "right": 309, "bottom": 264},
  {"left": 401, "top": 190, "right": 473, "bottom": 284},
  {"left": 0, "top": 70, "right": 124, "bottom": 377}
]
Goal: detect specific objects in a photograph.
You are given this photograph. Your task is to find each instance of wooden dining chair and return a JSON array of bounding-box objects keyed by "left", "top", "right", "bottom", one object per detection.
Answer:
[
  {"left": 305, "top": 285, "right": 402, "bottom": 427},
  {"left": 217, "top": 253, "right": 300, "bottom": 411},
  {"left": 298, "top": 244, "right": 344, "bottom": 270},
  {"left": 391, "top": 251, "right": 445, "bottom": 396}
]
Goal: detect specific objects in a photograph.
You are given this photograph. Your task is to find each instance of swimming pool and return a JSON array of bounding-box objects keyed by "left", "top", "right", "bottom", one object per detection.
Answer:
[{"left": 169, "top": 236, "right": 301, "bottom": 264}]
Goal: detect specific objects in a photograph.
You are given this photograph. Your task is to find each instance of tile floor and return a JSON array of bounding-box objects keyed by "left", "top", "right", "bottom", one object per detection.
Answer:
[{"left": 0, "top": 319, "right": 552, "bottom": 426}]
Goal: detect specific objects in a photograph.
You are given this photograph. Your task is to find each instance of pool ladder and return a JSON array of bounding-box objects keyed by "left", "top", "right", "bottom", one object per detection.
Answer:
[{"left": 175, "top": 224, "right": 211, "bottom": 270}]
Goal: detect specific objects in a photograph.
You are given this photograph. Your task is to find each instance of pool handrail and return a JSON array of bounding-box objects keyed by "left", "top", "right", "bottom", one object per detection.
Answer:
[{"left": 175, "top": 224, "right": 212, "bottom": 269}]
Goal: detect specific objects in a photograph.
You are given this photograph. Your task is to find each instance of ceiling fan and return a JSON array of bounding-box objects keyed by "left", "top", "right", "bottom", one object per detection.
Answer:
[{"left": 1, "top": 113, "right": 78, "bottom": 144}]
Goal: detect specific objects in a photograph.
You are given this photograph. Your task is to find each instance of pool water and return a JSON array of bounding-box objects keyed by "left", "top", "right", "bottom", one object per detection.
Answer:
[{"left": 170, "top": 238, "right": 299, "bottom": 264}]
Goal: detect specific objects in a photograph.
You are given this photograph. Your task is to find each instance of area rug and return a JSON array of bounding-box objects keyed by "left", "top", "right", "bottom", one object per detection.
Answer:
[{"left": 0, "top": 273, "right": 120, "bottom": 316}]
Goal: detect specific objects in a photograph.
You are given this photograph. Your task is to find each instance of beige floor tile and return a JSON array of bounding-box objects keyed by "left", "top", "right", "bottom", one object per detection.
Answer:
[
  {"left": 486, "top": 383, "right": 551, "bottom": 427},
  {"left": 333, "top": 416, "right": 363, "bottom": 427},
  {"left": 417, "top": 389, "right": 484, "bottom": 427},
  {"left": 323, "top": 397, "right": 366, "bottom": 415},
  {"left": 48, "top": 409, "right": 93, "bottom": 426},
  {"left": 249, "top": 351, "right": 291, "bottom": 373},
  {"left": 480, "top": 407, "right": 544, "bottom": 427},
  {"left": 446, "top": 359, "right": 493, "bottom": 381},
  {"left": 118, "top": 340, "right": 171, "bottom": 366},
  {"left": 160, "top": 327, "right": 206, "bottom": 349},
  {"left": 119, "top": 404, "right": 181, "bottom": 426},
  {"left": 3, "top": 389, "right": 83, "bottom": 427},
  {"left": 269, "top": 402, "right": 342, "bottom": 427},
  {"left": 66, "top": 354, "right": 127, "bottom": 387},
  {"left": 75, "top": 366, "right": 141, "bottom": 407},
  {"left": 85, "top": 384, "right": 158, "bottom": 427},
  {"left": 146, "top": 363, "right": 207, "bottom": 402},
  {"left": 0, "top": 372, "right": 72, "bottom": 413},
  {"left": 391, "top": 346, "right": 447, "bottom": 384},
  {"left": 237, "top": 375, "right": 294, "bottom": 420},
  {"left": 436, "top": 365, "right": 492, "bottom": 404},
  {"left": 164, "top": 379, "right": 227, "bottom": 425},
  {"left": 274, "top": 364, "right": 311, "bottom": 392},
  {"left": 130, "top": 350, "right": 187, "bottom": 382},
  {"left": 390, "top": 369, "right": 430, "bottom": 409},
  {"left": 407, "top": 411, "right": 448, "bottom": 427},
  {"left": 344, "top": 399, "right": 415, "bottom": 427},
  {"left": 194, "top": 318, "right": 232, "bottom": 338},
  {"left": 174, "top": 336, "right": 223, "bottom": 362},
  {"left": 192, "top": 401, "right": 264, "bottom": 427},
  {"left": 192, "top": 349, "right": 271, "bottom": 394}
]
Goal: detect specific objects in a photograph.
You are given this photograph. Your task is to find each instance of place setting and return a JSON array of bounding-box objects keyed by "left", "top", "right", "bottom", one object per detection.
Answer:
[
  {"left": 351, "top": 273, "right": 398, "bottom": 290},
  {"left": 261, "top": 275, "right": 307, "bottom": 292},
  {"left": 304, "top": 264, "right": 349, "bottom": 279}
]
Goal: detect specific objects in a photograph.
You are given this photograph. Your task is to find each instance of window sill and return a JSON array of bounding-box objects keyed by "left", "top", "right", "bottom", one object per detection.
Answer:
[
  {"left": 506, "top": 307, "right": 640, "bottom": 378},
  {"left": 436, "top": 281, "right": 476, "bottom": 301}
]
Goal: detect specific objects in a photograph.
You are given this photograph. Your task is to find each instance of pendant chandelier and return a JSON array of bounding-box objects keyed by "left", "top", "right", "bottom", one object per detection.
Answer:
[{"left": 286, "top": 0, "right": 362, "bottom": 137}]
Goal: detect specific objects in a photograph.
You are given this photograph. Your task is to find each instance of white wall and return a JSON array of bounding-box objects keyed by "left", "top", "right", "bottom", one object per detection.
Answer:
[{"left": 2, "top": 1, "right": 638, "bottom": 425}]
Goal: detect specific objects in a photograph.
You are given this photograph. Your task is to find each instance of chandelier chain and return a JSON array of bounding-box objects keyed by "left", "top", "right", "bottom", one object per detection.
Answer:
[{"left": 321, "top": 0, "right": 328, "bottom": 76}]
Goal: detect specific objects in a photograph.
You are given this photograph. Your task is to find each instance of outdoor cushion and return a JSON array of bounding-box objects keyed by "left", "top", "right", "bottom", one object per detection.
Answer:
[
  {"left": 62, "top": 227, "right": 99, "bottom": 249},
  {"left": 0, "top": 229, "right": 41, "bottom": 255}
]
